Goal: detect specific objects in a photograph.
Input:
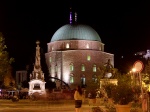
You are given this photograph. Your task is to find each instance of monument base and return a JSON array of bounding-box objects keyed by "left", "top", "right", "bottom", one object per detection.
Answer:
[{"left": 28, "top": 79, "right": 46, "bottom": 96}]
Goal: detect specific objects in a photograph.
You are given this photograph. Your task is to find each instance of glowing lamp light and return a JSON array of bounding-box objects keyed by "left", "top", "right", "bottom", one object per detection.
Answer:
[
  {"left": 132, "top": 68, "right": 136, "bottom": 72},
  {"left": 105, "top": 73, "right": 112, "bottom": 78}
]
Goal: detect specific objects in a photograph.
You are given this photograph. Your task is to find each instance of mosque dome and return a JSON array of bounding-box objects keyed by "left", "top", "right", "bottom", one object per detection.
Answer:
[{"left": 51, "top": 24, "right": 101, "bottom": 42}]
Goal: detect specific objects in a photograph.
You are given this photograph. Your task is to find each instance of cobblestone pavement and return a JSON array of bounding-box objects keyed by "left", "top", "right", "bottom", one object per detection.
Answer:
[
  {"left": 0, "top": 99, "right": 97, "bottom": 112},
  {"left": 0, "top": 99, "right": 143, "bottom": 112}
]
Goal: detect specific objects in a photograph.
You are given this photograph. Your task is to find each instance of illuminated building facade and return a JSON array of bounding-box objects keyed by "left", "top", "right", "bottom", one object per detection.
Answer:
[{"left": 45, "top": 24, "right": 114, "bottom": 89}]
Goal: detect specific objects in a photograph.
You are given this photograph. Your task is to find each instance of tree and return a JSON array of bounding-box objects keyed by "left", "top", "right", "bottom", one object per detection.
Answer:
[
  {"left": 0, "top": 32, "right": 14, "bottom": 87},
  {"left": 4, "top": 66, "right": 15, "bottom": 88},
  {"left": 143, "top": 59, "right": 150, "bottom": 84}
]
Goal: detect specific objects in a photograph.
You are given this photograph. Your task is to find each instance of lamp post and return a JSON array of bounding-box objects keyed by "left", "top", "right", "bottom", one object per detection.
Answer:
[
  {"left": 148, "top": 91, "right": 150, "bottom": 112},
  {"left": 133, "top": 60, "right": 145, "bottom": 111},
  {"left": 132, "top": 68, "right": 137, "bottom": 86}
]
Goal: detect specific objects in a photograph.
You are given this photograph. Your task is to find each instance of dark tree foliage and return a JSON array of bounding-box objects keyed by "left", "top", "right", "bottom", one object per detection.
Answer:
[
  {"left": 0, "top": 32, "right": 14, "bottom": 88},
  {"left": 143, "top": 59, "right": 150, "bottom": 84}
]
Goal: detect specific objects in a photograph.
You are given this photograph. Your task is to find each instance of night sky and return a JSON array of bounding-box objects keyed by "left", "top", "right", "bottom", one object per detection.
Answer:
[{"left": 0, "top": 1, "right": 150, "bottom": 72}]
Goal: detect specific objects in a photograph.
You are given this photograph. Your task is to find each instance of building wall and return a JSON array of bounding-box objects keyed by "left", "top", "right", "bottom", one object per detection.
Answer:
[
  {"left": 45, "top": 40, "right": 114, "bottom": 89},
  {"left": 16, "top": 70, "right": 27, "bottom": 88},
  {"left": 47, "top": 40, "right": 104, "bottom": 52}
]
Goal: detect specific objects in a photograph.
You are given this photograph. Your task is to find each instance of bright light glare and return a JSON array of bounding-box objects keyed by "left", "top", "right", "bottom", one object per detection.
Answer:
[{"left": 132, "top": 68, "right": 136, "bottom": 72}]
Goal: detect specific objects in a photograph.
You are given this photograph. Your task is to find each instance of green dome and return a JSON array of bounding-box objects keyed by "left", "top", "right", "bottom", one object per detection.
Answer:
[{"left": 51, "top": 24, "right": 101, "bottom": 42}]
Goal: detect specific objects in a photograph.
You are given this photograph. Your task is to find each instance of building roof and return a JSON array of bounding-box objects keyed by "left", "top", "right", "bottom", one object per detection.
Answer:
[{"left": 51, "top": 24, "right": 101, "bottom": 42}]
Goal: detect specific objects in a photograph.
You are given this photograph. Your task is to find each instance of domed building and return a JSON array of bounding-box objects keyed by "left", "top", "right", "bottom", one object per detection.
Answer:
[{"left": 45, "top": 12, "right": 114, "bottom": 89}]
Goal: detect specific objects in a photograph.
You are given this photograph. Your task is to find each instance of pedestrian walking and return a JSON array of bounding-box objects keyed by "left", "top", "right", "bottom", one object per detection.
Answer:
[{"left": 74, "top": 85, "right": 84, "bottom": 112}]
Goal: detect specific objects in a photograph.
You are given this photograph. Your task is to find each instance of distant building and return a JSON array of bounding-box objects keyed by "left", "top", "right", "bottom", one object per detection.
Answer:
[
  {"left": 16, "top": 70, "right": 27, "bottom": 89},
  {"left": 45, "top": 11, "right": 114, "bottom": 89}
]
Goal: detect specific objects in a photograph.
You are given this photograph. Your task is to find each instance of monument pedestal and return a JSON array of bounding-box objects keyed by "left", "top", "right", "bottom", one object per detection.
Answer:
[{"left": 29, "top": 79, "right": 46, "bottom": 95}]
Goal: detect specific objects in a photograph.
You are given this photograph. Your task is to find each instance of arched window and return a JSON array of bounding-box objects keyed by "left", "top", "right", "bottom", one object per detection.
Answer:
[
  {"left": 70, "top": 63, "right": 74, "bottom": 71},
  {"left": 86, "top": 43, "right": 89, "bottom": 48},
  {"left": 93, "top": 64, "right": 96, "bottom": 72},
  {"left": 81, "top": 64, "right": 85, "bottom": 71},
  {"left": 52, "top": 47, "right": 54, "bottom": 51},
  {"left": 99, "top": 46, "right": 101, "bottom": 50},
  {"left": 49, "top": 57, "right": 52, "bottom": 63},
  {"left": 70, "top": 74, "right": 74, "bottom": 83},
  {"left": 66, "top": 43, "right": 70, "bottom": 48},
  {"left": 92, "top": 74, "right": 97, "bottom": 83},
  {"left": 87, "top": 55, "right": 91, "bottom": 61},
  {"left": 81, "top": 75, "right": 86, "bottom": 85},
  {"left": 33, "top": 83, "right": 40, "bottom": 90}
]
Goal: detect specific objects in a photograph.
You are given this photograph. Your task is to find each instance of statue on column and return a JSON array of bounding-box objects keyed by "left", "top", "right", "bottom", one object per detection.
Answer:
[
  {"left": 34, "top": 40, "right": 41, "bottom": 72},
  {"left": 28, "top": 40, "right": 46, "bottom": 96},
  {"left": 36, "top": 73, "right": 38, "bottom": 79}
]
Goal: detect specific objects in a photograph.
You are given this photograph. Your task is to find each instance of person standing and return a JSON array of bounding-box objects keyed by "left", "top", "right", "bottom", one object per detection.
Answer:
[{"left": 74, "top": 85, "right": 83, "bottom": 112}]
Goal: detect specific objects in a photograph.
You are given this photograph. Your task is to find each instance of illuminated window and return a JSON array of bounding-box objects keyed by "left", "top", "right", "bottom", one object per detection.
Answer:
[
  {"left": 52, "top": 47, "right": 54, "bottom": 51},
  {"left": 99, "top": 46, "right": 101, "bottom": 50},
  {"left": 70, "top": 63, "right": 74, "bottom": 71},
  {"left": 81, "top": 64, "right": 85, "bottom": 71},
  {"left": 87, "top": 55, "right": 91, "bottom": 61},
  {"left": 81, "top": 75, "right": 86, "bottom": 85},
  {"left": 70, "top": 74, "right": 74, "bottom": 83},
  {"left": 66, "top": 43, "right": 70, "bottom": 48},
  {"left": 49, "top": 57, "right": 52, "bottom": 63},
  {"left": 92, "top": 74, "right": 97, "bottom": 83},
  {"left": 93, "top": 65, "right": 96, "bottom": 72},
  {"left": 86, "top": 44, "right": 89, "bottom": 48}
]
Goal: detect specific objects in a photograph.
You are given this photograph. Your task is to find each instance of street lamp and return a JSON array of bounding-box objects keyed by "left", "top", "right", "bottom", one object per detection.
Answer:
[
  {"left": 131, "top": 68, "right": 137, "bottom": 86},
  {"left": 147, "top": 90, "right": 150, "bottom": 112},
  {"left": 132, "top": 68, "right": 136, "bottom": 72}
]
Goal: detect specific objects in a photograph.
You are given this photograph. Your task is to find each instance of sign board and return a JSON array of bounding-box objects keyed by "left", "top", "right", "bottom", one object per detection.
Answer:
[{"left": 133, "top": 60, "right": 144, "bottom": 73}]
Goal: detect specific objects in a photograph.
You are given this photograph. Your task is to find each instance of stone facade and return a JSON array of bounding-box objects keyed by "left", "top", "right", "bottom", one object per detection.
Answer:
[{"left": 45, "top": 40, "right": 114, "bottom": 89}]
